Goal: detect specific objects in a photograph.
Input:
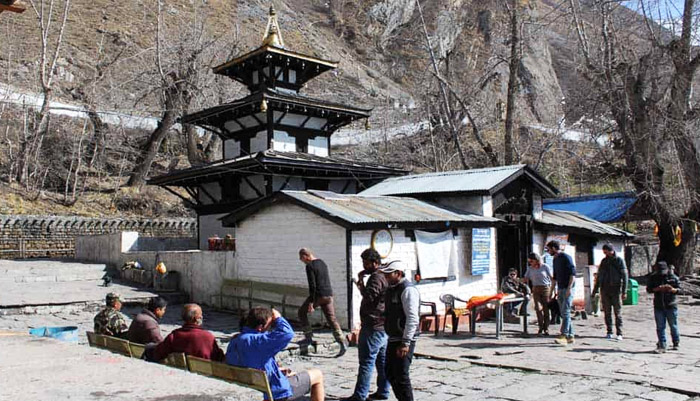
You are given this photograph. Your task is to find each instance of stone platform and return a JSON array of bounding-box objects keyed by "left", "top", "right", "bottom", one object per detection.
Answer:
[{"left": 0, "top": 259, "right": 185, "bottom": 315}]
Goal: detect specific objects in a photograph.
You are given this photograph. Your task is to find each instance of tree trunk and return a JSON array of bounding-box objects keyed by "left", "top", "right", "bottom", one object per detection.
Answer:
[
  {"left": 126, "top": 85, "right": 180, "bottom": 187},
  {"left": 185, "top": 123, "right": 203, "bottom": 166},
  {"left": 504, "top": 0, "right": 520, "bottom": 166}
]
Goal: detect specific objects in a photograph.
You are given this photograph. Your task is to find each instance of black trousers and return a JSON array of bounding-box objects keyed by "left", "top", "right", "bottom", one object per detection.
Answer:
[{"left": 385, "top": 341, "right": 416, "bottom": 401}]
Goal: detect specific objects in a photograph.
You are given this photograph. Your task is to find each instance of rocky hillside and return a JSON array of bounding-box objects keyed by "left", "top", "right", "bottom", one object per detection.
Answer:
[{"left": 0, "top": 0, "right": 654, "bottom": 216}]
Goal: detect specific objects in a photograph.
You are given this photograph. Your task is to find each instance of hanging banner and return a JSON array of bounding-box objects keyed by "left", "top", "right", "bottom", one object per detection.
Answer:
[
  {"left": 414, "top": 230, "right": 455, "bottom": 279},
  {"left": 471, "top": 228, "right": 491, "bottom": 275}
]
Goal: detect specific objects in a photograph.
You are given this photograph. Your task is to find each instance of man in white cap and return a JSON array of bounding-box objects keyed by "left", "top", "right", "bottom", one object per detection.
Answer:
[{"left": 378, "top": 260, "right": 420, "bottom": 401}]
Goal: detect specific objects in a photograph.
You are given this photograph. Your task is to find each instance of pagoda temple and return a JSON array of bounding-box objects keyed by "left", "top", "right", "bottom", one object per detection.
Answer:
[{"left": 150, "top": 6, "right": 406, "bottom": 248}]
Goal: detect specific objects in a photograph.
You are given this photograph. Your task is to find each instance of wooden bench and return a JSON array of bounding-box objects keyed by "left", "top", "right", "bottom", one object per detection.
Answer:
[
  {"left": 188, "top": 356, "right": 274, "bottom": 400},
  {"left": 86, "top": 331, "right": 274, "bottom": 399},
  {"left": 215, "top": 279, "right": 308, "bottom": 317}
]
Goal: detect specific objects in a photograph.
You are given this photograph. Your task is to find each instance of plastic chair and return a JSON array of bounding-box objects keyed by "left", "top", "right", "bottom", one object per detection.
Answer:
[
  {"left": 419, "top": 301, "right": 439, "bottom": 336},
  {"left": 439, "top": 294, "right": 470, "bottom": 335}
]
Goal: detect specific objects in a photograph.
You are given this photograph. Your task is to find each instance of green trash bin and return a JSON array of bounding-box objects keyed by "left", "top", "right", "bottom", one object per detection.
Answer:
[{"left": 624, "top": 278, "right": 639, "bottom": 305}]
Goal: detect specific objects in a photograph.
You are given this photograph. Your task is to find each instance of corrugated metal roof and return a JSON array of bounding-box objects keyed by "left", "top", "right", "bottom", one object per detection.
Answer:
[
  {"left": 536, "top": 209, "right": 633, "bottom": 238},
  {"left": 360, "top": 164, "right": 557, "bottom": 196},
  {"left": 543, "top": 192, "right": 637, "bottom": 223},
  {"left": 283, "top": 191, "right": 501, "bottom": 225}
]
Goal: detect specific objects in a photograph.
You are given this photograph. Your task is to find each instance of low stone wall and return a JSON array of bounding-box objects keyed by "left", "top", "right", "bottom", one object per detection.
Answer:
[
  {"left": 0, "top": 215, "right": 196, "bottom": 259},
  {"left": 76, "top": 232, "right": 235, "bottom": 306}
]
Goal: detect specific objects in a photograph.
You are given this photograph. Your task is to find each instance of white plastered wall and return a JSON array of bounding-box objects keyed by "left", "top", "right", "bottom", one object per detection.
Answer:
[
  {"left": 308, "top": 136, "right": 329, "bottom": 157},
  {"left": 250, "top": 131, "right": 268, "bottom": 153},
  {"left": 235, "top": 203, "right": 349, "bottom": 327},
  {"left": 272, "top": 130, "right": 296, "bottom": 152},
  {"left": 224, "top": 139, "right": 241, "bottom": 159},
  {"left": 349, "top": 227, "right": 498, "bottom": 330}
]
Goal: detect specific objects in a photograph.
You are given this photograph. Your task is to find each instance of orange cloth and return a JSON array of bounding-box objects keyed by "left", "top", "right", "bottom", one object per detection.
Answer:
[{"left": 467, "top": 294, "right": 506, "bottom": 310}]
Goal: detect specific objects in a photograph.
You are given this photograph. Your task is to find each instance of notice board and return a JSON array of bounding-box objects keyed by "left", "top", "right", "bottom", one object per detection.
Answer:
[{"left": 471, "top": 228, "right": 491, "bottom": 275}]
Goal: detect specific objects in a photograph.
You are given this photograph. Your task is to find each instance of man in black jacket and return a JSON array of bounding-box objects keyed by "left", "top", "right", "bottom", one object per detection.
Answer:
[
  {"left": 380, "top": 260, "right": 420, "bottom": 401},
  {"left": 646, "top": 261, "right": 683, "bottom": 353},
  {"left": 298, "top": 248, "right": 346, "bottom": 356},
  {"left": 592, "top": 243, "right": 629, "bottom": 340},
  {"left": 342, "top": 248, "right": 390, "bottom": 401}
]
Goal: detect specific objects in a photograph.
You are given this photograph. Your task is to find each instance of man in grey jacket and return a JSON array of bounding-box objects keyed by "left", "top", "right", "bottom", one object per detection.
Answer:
[
  {"left": 379, "top": 260, "right": 420, "bottom": 401},
  {"left": 592, "top": 243, "right": 628, "bottom": 340}
]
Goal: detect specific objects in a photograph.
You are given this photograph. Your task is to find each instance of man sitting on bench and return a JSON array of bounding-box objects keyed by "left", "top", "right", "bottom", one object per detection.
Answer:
[
  {"left": 152, "top": 304, "right": 224, "bottom": 362},
  {"left": 227, "top": 307, "right": 325, "bottom": 401}
]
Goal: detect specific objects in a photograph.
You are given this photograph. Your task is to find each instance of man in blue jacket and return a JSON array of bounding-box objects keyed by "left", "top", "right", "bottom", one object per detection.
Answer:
[{"left": 226, "top": 307, "right": 325, "bottom": 401}]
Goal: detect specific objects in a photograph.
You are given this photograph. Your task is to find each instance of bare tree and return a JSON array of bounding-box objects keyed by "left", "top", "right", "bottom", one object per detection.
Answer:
[
  {"left": 16, "top": 0, "right": 71, "bottom": 186},
  {"left": 568, "top": 0, "right": 700, "bottom": 274},
  {"left": 127, "top": 1, "right": 236, "bottom": 187}
]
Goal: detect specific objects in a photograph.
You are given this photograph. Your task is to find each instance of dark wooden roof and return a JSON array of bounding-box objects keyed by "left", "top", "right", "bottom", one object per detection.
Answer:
[
  {"left": 180, "top": 89, "right": 371, "bottom": 139},
  {"left": 212, "top": 45, "right": 338, "bottom": 91},
  {"left": 148, "top": 150, "right": 407, "bottom": 187}
]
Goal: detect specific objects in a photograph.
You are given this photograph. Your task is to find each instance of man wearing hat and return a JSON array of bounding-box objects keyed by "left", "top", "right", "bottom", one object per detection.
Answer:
[
  {"left": 379, "top": 260, "right": 420, "bottom": 401},
  {"left": 94, "top": 292, "right": 129, "bottom": 338}
]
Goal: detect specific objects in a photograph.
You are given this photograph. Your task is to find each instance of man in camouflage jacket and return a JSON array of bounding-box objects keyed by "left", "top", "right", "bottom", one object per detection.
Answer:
[{"left": 94, "top": 292, "right": 129, "bottom": 338}]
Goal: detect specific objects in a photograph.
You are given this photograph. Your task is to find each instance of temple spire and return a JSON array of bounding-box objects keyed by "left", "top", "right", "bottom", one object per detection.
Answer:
[{"left": 262, "top": 5, "right": 285, "bottom": 48}]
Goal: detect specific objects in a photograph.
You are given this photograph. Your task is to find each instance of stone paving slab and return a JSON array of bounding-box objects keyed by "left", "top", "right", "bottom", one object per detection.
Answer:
[
  {"left": 413, "top": 292, "right": 700, "bottom": 397},
  {"left": 0, "top": 335, "right": 260, "bottom": 401}
]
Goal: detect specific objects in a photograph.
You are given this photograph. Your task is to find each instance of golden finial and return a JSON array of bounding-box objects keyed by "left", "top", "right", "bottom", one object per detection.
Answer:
[
  {"left": 365, "top": 118, "right": 371, "bottom": 130},
  {"left": 262, "top": 5, "right": 285, "bottom": 48},
  {"left": 260, "top": 99, "right": 268, "bottom": 112}
]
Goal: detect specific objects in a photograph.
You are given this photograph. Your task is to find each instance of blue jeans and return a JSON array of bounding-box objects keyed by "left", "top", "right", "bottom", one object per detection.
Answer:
[
  {"left": 654, "top": 308, "right": 680, "bottom": 348},
  {"left": 558, "top": 288, "right": 574, "bottom": 337},
  {"left": 352, "top": 327, "right": 390, "bottom": 399}
]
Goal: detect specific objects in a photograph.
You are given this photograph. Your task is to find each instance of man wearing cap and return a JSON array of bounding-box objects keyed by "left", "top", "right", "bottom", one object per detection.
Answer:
[
  {"left": 94, "top": 292, "right": 129, "bottom": 338},
  {"left": 379, "top": 260, "right": 420, "bottom": 401},
  {"left": 342, "top": 248, "right": 391, "bottom": 401}
]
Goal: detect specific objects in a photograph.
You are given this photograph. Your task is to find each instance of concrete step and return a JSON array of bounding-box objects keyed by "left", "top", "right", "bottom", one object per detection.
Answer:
[{"left": 0, "top": 277, "right": 188, "bottom": 315}]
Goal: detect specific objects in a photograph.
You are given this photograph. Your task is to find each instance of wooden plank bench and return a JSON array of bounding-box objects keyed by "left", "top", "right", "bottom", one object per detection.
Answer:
[
  {"left": 215, "top": 279, "right": 308, "bottom": 317},
  {"left": 86, "top": 331, "right": 274, "bottom": 399}
]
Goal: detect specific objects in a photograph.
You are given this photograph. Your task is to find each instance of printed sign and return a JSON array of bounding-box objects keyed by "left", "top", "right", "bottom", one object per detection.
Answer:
[{"left": 471, "top": 228, "right": 491, "bottom": 275}]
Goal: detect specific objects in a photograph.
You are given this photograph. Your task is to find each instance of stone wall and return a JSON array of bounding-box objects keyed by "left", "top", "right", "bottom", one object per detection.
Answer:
[{"left": 0, "top": 215, "right": 196, "bottom": 259}]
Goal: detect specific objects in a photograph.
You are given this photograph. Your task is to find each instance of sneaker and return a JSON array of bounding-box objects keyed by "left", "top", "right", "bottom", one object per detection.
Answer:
[
  {"left": 367, "top": 392, "right": 389, "bottom": 400},
  {"left": 654, "top": 346, "right": 666, "bottom": 354},
  {"left": 671, "top": 343, "right": 679, "bottom": 351},
  {"left": 567, "top": 336, "right": 575, "bottom": 344},
  {"left": 340, "top": 396, "right": 365, "bottom": 401},
  {"left": 554, "top": 335, "right": 568, "bottom": 345},
  {"left": 616, "top": 335, "right": 623, "bottom": 341},
  {"left": 605, "top": 333, "right": 614, "bottom": 340}
]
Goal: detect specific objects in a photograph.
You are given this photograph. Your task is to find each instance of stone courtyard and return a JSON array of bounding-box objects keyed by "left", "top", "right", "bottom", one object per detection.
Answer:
[{"left": 2, "top": 284, "right": 699, "bottom": 401}]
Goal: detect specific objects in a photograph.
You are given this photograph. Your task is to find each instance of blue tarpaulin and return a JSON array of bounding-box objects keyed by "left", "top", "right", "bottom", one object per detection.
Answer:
[{"left": 543, "top": 192, "right": 637, "bottom": 223}]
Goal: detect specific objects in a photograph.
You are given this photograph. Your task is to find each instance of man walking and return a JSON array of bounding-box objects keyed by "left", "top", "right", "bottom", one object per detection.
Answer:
[
  {"left": 298, "top": 248, "right": 346, "bottom": 356},
  {"left": 342, "top": 249, "right": 390, "bottom": 401},
  {"left": 380, "top": 260, "right": 420, "bottom": 401},
  {"left": 646, "top": 261, "right": 683, "bottom": 353},
  {"left": 592, "top": 243, "right": 628, "bottom": 340},
  {"left": 547, "top": 241, "right": 576, "bottom": 345}
]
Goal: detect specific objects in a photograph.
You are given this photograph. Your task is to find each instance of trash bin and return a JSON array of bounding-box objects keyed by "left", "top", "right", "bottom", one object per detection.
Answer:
[{"left": 624, "top": 278, "right": 639, "bottom": 305}]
